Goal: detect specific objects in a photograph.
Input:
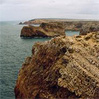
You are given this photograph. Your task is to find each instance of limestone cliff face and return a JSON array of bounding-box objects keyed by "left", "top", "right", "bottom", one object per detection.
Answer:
[
  {"left": 21, "top": 19, "right": 99, "bottom": 36},
  {"left": 15, "top": 32, "right": 99, "bottom": 99},
  {"left": 20, "top": 23, "right": 65, "bottom": 38},
  {"left": 63, "top": 21, "right": 99, "bottom": 35}
]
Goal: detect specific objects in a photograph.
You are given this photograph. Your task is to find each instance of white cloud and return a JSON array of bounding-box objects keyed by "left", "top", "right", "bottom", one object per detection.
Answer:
[{"left": 0, "top": 0, "right": 99, "bottom": 21}]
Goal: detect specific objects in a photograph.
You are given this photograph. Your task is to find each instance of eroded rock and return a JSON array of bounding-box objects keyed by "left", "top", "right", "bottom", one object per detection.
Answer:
[
  {"left": 15, "top": 32, "right": 99, "bottom": 99},
  {"left": 20, "top": 23, "right": 65, "bottom": 38}
]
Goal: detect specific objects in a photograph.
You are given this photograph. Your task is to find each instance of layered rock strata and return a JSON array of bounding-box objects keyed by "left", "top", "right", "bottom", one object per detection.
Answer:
[
  {"left": 20, "top": 23, "right": 65, "bottom": 38},
  {"left": 21, "top": 19, "right": 99, "bottom": 36},
  {"left": 15, "top": 32, "right": 99, "bottom": 99}
]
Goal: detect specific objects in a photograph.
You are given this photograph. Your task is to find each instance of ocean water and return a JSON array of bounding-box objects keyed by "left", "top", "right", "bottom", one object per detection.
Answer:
[
  {"left": 0, "top": 21, "right": 50, "bottom": 99},
  {"left": 0, "top": 22, "right": 79, "bottom": 99},
  {"left": 65, "top": 30, "right": 80, "bottom": 36}
]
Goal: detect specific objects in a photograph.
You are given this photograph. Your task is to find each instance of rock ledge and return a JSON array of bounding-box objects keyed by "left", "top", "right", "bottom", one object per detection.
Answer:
[{"left": 15, "top": 32, "right": 99, "bottom": 99}]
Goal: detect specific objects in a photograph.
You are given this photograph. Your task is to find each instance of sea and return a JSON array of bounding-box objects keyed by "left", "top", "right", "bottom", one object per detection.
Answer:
[
  {"left": 0, "top": 21, "right": 50, "bottom": 99},
  {"left": 0, "top": 21, "right": 79, "bottom": 99}
]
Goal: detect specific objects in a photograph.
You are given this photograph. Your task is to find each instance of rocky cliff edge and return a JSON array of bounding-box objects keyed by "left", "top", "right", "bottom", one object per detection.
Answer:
[{"left": 15, "top": 32, "right": 99, "bottom": 99}]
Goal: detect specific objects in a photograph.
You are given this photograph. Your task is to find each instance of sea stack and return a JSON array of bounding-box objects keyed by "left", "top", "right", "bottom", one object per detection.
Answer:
[{"left": 15, "top": 32, "right": 99, "bottom": 99}]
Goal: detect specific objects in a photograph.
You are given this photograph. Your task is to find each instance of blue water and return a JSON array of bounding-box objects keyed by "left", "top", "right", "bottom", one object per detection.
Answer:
[
  {"left": 0, "top": 21, "right": 50, "bottom": 99},
  {"left": 65, "top": 30, "right": 80, "bottom": 36}
]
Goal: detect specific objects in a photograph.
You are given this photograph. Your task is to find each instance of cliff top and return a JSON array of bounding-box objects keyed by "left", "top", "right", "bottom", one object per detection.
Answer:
[{"left": 15, "top": 32, "right": 99, "bottom": 99}]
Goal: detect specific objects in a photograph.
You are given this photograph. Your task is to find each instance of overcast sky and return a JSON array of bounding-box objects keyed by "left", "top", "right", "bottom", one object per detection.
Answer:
[{"left": 0, "top": 0, "right": 99, "bottom": 21}]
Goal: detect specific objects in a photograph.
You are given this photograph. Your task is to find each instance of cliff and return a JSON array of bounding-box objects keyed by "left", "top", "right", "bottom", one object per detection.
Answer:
[
  {"left": 15, "top": 32, "right": 99, "bottom": 99},
  {"left": 20, "top": 23, "right": 65, "bottom": 37},
  {"left": 22, "top": 19, "right": 82, "bottom": 24},
  {"left": 20, "top": 19, "right": 99, "bottom": 37}
]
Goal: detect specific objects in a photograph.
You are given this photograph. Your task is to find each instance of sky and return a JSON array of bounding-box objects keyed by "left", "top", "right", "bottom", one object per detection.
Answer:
[{"left": 0, "top": 0, "right": 99, "bottom": 21}]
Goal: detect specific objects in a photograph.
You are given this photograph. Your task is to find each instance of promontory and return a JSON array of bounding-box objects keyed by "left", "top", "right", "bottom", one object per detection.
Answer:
[
  {"left": 20, "top": 19, "right": 99, "bottom": 38},
  {"left": 15, "top": 32, "right": 99, "bottom": 99}
]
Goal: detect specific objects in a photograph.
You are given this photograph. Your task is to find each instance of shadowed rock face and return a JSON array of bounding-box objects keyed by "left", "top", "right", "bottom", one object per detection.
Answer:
[
  {"left": 20, "top": 23, "right": 65, "bottom": 38},
  {"left": 15, "top": 32, "right": 99, "bottom": 99},
  {"left": 21, "top": 19, "right": 99, "bottom": 37},
  {"left": 63, "top": 21, "right": 99, "bottom": 35}
]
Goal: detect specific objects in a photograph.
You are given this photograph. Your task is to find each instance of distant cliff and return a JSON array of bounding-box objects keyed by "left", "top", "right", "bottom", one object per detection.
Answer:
[
  {"left": 20, "top": 23, "right": 65, "bottom": 37},
  {"left": 20, "top": 19, "right": 99, "bottom": 37},
  {"left": 15, "top": 32, "right": 99, "bottom": 99}
]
